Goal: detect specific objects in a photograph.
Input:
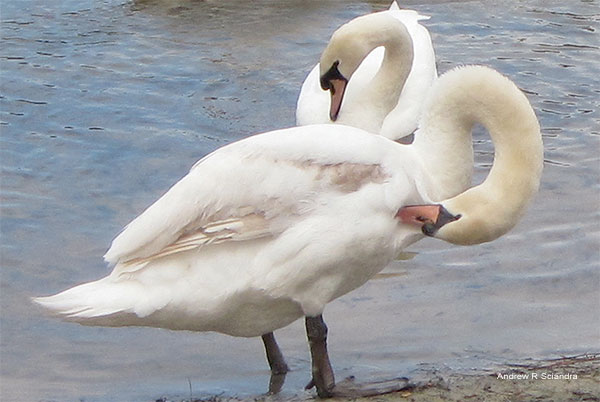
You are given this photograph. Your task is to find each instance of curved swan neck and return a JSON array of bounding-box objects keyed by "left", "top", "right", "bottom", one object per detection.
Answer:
[
  {"left": 369, "top": 19, "right": 414, "bottom": 116},
  {"left": 320, "top": 12, "right": 414, "bottom": 121},
  {"left": 426, "top": 66, "right": 543, "bottom": 245},
  {"left": 411, "top": 123, "right": 474, "bottom": 203}
]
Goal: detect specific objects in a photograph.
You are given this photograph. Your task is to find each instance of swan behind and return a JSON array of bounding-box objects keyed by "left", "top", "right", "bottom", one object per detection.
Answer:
[{"left": 296, "top": 3, "right": 436, "bottom": 139}]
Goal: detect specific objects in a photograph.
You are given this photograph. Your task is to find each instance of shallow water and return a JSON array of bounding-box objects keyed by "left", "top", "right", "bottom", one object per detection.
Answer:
[{"left": 1, "top": 0, "right": 599, "bottom": 401}]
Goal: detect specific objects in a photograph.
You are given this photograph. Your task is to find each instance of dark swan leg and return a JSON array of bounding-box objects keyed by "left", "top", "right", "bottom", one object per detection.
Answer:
[
  {"left": 303, "top": 315, "right": 412, "bottom": 398},
  {"left": 261, "top": 332, "right": 288, "bottom": 394},
  {"left": 305, "top": 315, "right": 335, "bottom": 398}
]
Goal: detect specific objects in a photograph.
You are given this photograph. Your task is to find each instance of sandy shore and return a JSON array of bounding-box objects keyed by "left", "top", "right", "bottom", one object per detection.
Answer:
[
  {"left": 167, "top": 354, "right": 599, "bottom": 402},
  {"left": 350, "top": 354, "right": 600, "bottom": 402}
]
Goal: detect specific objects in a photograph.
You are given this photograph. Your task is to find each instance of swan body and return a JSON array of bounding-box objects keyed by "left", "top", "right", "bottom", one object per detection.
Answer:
[
  {"left": 37, "top": 126, "right": 431, "bottom": 336},
  {"left": 296, "top": 2, "right": 437, "bottom": 140},
  {"left": 35, "top": 66, "right": 542, "bottom": 396}
]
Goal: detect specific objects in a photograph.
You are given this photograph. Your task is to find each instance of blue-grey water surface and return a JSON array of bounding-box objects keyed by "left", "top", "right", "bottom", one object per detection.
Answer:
[{"left": 1, "top": 0, "right": 599, "bottom": 401}]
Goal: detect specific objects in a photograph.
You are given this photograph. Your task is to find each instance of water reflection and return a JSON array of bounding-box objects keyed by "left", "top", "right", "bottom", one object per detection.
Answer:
[{"left": 1, "top": 0, "right": 599, "bottom": 401}]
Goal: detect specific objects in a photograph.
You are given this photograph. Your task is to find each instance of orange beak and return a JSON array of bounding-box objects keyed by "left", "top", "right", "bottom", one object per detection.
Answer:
[
  {"left": 396, "top": 204, "right": 461, "bottom": 236},
  {"left": 328, "top": 78, "right": 348, "bottom": 121},
  {"left": 320, "top": 61, "right": 348, "bottom": 122}
]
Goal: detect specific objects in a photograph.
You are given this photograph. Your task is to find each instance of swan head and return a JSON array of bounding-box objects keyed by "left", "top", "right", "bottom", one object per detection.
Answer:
[
  {"left": 319, "top": 12, "right": 412, "bottom": 122},
  {"left": 397, "top": 198, "right": 523, "bottom": 246},
  {"left": 319, "top": 31, "right": 372, "bottom": 121},
  {"left": 396, "top": 204, "right": 461, "bottom": 238},
  {"left": 320, "top": 59, "right": 349, "bottom": 122}
]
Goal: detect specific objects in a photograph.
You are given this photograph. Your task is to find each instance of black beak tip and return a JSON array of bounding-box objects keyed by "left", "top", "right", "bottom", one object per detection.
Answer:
[{"left": 422, "top": 207, "right": 461, "bottom": 237}]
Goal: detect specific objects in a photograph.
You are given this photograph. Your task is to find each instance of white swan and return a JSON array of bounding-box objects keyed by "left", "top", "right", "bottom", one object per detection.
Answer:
[
  {"left": 34, "top": 66, "right": 542, "bottom": 397},
  {"left": 296, "top": 2, "right": 437, "bottom": 140}
]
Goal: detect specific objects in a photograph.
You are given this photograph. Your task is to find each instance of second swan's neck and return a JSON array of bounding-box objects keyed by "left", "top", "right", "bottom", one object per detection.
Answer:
[{"left": 365, "top": 15, "right": 414, "bottom": 121}]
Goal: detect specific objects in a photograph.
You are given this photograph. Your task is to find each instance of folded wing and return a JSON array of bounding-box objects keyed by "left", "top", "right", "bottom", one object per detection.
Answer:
[{"left": 104, "top": 126, "right": 396, "bottom": 275}]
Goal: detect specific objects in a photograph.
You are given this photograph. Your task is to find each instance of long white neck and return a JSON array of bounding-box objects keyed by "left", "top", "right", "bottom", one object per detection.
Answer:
[
  {"left": 362, "top": 16, "right": 414, "bottom": 123},
  {"left": 380, "top": 10, "right": 437, "bottom": 140},
  {"left": 411, "top": 109, "right": 474, "bottom": 203},
  {"left": 424, "top": 66, "right": 543, "bottom": 245}
]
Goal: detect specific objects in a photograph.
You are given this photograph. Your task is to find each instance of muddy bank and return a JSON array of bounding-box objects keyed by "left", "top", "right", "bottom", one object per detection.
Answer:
[
  {"left": 381, "top": 354, "right": 600, "bottom": 402},
  {"left": 167, "top": 354, "right": 599, "bottom": 402}
]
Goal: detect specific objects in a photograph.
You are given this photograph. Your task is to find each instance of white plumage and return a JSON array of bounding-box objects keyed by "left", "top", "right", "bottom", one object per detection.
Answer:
[{"left": 36, "top": 125, "right": 431, "bottom": 336}]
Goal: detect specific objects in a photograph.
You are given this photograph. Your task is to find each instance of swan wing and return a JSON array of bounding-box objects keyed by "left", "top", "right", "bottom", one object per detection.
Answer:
[{"left": 104, "top": 125, "right": 398, "bottom": 274}]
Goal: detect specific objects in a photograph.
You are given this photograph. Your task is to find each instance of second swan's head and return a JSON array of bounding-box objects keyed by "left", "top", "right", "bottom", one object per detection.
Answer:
[{"left": 319, "top": 12, "right": 412, "bottom": 121}]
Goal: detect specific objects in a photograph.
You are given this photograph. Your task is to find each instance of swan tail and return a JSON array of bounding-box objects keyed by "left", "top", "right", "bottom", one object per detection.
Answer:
[{"left": 32, "top": 278, "right": 149, "bottom": 324}]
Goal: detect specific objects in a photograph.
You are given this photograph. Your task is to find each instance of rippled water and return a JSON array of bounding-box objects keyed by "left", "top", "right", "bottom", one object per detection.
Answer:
[{"left": 1, "top": 0, "right": 599, "bottom": 401}]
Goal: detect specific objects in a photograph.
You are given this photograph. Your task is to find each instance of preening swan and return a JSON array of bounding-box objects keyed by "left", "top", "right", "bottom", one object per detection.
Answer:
[
  {"left": 34, "top": 66, "right": 542, "bottom": 398},
  {"left": 296, "top": 2, "right": 437, "bottom": 140}
]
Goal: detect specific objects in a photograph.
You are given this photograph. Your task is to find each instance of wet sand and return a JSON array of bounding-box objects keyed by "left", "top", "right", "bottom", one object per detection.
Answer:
[
  {"left": 375, "top": 354, "right": 600, "bottom": 402},
  {"left": 155, "top": 354, "right": 599, "bottom": 401}
]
